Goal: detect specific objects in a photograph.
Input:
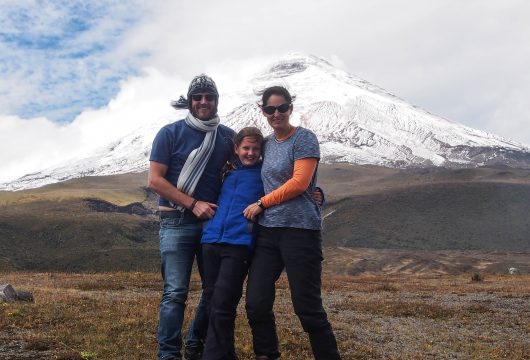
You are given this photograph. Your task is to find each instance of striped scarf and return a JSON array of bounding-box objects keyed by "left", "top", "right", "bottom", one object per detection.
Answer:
[{"left": 171, "top": 112, "right": 220, "bottom": 211}]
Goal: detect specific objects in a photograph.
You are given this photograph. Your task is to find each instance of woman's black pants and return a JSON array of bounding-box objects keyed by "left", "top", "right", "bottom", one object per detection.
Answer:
[{"left": 245, "top": 226, "right": 341, "bottom": 360}]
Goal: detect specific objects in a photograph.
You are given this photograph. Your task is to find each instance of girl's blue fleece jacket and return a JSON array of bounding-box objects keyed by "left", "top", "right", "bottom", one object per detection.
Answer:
[{"left": 201, "top": 162, "right": 264, "bottom": 248}]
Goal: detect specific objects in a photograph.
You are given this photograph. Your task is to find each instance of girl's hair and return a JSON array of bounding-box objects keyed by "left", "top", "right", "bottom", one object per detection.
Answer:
[
  {"left": 222, "top": 126, "right": 264, "bottom": 179},
  {"left": 234, "top": 126, "right": 264, "bottom": 148},
  {"left": 259, "top": 86, "right": 296, "bottom": 106}
]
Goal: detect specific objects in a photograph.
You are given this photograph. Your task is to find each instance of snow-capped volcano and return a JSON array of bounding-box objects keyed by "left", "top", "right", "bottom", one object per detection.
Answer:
[{"left": 3, "top": 53, "right": 530, "bottom": 191}]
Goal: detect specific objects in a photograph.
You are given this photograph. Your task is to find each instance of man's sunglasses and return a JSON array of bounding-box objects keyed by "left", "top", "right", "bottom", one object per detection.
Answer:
[
  {"left": 191, "top": 94, "right": 217, "bottom": 102},
  {"left": 262, "top": 103, "right": 291, "bottom": 115}
]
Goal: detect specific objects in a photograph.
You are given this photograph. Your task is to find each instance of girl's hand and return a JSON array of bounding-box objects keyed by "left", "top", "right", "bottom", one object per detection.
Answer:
[{"left": 243, "top": 202, "right": 263, "bottom": 221}]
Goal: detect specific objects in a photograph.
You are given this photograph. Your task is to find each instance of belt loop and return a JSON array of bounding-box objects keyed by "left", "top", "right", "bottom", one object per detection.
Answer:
[{"left": 178, "top": 209, "right": 185, "bottom": 224}]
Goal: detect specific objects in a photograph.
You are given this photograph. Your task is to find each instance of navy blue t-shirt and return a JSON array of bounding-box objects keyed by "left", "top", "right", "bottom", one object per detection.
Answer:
[{"left": 149, "top": 119, "right": 235, "bottom": 207}]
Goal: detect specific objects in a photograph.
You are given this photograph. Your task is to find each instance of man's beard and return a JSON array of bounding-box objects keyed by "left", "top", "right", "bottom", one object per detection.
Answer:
[{"left": 192, "top": 104, "right": 218, "bottom": 121}]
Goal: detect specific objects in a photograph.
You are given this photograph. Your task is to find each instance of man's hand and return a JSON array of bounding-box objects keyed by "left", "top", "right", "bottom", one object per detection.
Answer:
[
  {"left": 192, "top": 201, "right": 218, "bottom": 219},
  {"left": 310, "top": 189, "right": 323, "bottom": 205},
  {"left": 243, "top": 202, "right": 263, "bottom": 222}
]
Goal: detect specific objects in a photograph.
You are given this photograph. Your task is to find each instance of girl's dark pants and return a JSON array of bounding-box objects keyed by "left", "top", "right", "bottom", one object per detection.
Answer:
[
  {"left": 245, "top": 226, "right": 341, "bottom": 360},
  {"left": 202, "top": 243, "right": 251, "bottom": 360}
]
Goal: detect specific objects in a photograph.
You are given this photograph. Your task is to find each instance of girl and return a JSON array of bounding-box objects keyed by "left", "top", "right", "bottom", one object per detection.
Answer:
[
  {"left": 243, "top": 86, "right": 341, "bottom": 360},
  {"left": 200, "top": 127, "right": 265, "bottom": 360}
]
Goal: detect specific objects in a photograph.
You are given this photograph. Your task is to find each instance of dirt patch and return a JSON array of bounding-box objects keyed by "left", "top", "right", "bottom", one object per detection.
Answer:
[
  {"left": 0, "top": 330, "right": 54, "bottom": 360},
  {"left": 323, "top": 247, "right": 530, "bottom": 276}
]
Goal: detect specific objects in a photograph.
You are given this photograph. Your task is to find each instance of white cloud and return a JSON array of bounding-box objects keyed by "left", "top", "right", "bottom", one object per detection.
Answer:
[
  {"left": 0, "top": 68, "right": 187, "bottom": 183},
  {"left": 0, "top": 114, "right": 80, "bottom": 183},
  {"left": 0, "top": 0, "right": 147, "bottom": 121}
]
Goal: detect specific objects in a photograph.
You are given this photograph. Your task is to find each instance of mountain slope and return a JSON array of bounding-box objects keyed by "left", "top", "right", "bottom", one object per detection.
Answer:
[
  {"left": 1, "top": 165, "right": 529, "bottom": 272},
  {"left": 3, "top": 53, "right": 530, "bottom": 191}
]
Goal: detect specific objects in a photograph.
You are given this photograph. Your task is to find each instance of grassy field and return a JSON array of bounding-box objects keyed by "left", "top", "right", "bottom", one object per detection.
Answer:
[
  {"left": 1, "top": 166, "right": 529, "bottom": 359},
  {"left": 1, "top": 271, "right": 529, "bottom": 360}
]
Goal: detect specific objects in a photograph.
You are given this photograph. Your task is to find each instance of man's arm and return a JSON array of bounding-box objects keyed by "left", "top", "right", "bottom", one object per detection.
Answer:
[
  {"left": 312, "top": 186, "right": 325, "bottom": 207},
  {"left": 148, "top": 161, "right": 217, "bottom": 219}
]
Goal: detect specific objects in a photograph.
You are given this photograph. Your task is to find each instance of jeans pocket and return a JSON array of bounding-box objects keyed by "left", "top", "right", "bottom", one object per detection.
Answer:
[{"left": 160, "top": 216, "right": 184, "bottom": 229}]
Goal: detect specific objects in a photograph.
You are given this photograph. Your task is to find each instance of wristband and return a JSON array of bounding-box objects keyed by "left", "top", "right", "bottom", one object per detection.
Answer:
[{"left": 189, "top": 199, "right": 198, "bottom": 211}]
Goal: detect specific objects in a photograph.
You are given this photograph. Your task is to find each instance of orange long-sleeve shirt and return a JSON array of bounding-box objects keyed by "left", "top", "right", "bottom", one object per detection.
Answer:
[{"left": 260, "top": 157, "right": 318, "bottom": 208}]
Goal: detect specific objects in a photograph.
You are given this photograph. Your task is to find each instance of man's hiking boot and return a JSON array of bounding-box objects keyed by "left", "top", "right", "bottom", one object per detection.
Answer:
[{"left": 184, "top": 346, "right": 203, "bottom": 360}]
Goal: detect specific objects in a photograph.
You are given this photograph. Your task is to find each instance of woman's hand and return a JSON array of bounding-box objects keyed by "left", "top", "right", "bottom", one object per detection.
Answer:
[{"left": 243, "top": 202, "right": 263, "bottom": 222}]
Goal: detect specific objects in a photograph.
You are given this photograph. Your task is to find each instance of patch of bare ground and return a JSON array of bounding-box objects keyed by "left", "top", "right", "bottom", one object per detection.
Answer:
[
  {"left": 1, "top": 269, "right": 529, "bottom": 359},
  {"left": 323, "top": 247, "right": 530, "bottom": 276}
]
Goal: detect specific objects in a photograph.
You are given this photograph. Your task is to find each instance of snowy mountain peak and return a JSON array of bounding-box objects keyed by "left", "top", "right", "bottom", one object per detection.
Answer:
[
  {"left": 258, "top": 53, "right": 333, "bottom": 77},
  {"left": 3, "top": 53, "right": 530, "bottom": 191}
]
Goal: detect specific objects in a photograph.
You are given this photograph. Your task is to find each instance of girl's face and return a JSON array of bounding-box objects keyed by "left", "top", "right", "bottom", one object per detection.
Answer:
[
  {"left": 262, "top": 94, "right": 292, "bottom": 134},
  {"left": 235, "top": 136, "right": 262, "bottom": 166}
]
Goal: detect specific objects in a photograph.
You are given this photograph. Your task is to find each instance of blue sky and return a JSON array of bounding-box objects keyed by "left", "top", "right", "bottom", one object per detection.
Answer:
[
  {"left": 1, "top": 0, "right": 529, "bottom": 183},
  {"left": 0, "top": 0, "right": 144, "bottom": 122}
]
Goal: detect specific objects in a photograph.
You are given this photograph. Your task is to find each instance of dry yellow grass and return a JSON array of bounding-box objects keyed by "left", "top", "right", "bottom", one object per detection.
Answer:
[
  {"left": 1, "top": 272, "right": 529, "bottom": 359},
  {"left": 0, "top": 172, "right": 149, "bottom": 207}
]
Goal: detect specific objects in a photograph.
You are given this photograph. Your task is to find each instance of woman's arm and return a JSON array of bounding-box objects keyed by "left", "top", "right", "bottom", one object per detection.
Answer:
[
  {"left": 261, "top": 157, "right": 318, "bottom": 207},
  {"left": 243, "top": 157, "right": 317, "bottom": 220}
]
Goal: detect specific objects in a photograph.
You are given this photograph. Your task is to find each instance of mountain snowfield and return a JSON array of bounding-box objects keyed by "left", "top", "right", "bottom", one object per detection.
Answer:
[{"left": 3, "top": 53, "right": 530, "bottom": 191}]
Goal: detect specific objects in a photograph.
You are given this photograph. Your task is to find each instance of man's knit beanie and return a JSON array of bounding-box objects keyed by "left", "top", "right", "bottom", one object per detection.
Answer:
[
  {"left": 171, "top": 74, "right": 218, "bottom": 110},
  {"left": 187, "top": 74, "right": 218, "bottom": 97}
]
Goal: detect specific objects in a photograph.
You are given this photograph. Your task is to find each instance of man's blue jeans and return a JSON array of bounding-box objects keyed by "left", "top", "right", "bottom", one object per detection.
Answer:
[{"left": 157, "top": 216, "right": 208, "bottom": 360}]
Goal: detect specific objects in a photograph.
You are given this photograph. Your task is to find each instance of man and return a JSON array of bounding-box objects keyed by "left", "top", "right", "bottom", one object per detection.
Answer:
[{"left": 148, "top": 74, "right": 235, "bottom": 360}]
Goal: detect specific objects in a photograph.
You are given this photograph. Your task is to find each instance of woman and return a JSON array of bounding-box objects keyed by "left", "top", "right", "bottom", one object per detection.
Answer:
[{"left": 243, "top": 86, "right": 341, "bottom": 360}]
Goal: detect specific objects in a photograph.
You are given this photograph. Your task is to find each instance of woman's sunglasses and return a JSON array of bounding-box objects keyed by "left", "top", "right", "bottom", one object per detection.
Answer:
[
  {"left": 262, "top": 103, "right": 291, "bottom": 115},
  {"left": 191, "top": 94, "right": 217, "bottom": 102}
]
